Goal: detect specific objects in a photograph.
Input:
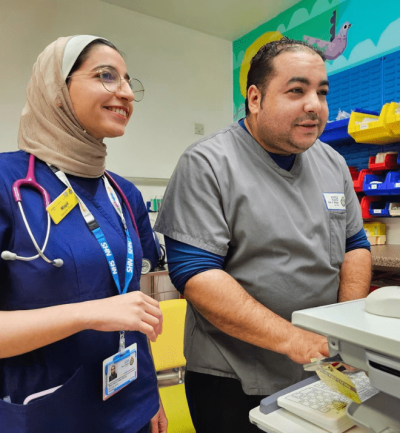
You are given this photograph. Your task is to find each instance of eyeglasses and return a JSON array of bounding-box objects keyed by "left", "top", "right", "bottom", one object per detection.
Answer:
[{"left": 67, "top": 66, "right": 145, "bottom": 102}]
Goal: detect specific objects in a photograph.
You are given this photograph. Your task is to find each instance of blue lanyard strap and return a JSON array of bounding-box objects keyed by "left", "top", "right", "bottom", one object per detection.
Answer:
[
  {"left": 93, "top": 227, "right": 134, "bottom": 295},
  {"left": 49, "top": 167, "right": 136, "bottom": 295}
]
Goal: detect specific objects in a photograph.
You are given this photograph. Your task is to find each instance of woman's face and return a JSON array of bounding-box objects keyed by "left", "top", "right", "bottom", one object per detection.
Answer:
[{"left": 67, "top": 45, "right": 134, "bottom": 140}]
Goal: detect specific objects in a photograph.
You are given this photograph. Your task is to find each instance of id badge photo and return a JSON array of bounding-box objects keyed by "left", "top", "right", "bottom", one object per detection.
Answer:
[{"left": 102, "top": 343, "right": 138, "bottom": 400}]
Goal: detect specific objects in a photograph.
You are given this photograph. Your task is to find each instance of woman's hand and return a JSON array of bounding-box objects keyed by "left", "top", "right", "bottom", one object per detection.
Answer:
[
  {"left": 150, "top": 399, "right": 168, "bottom": 433},
  {"left": 82, "top": 291, "right": 163, "bottom": 341},
  {"left": 0, "top": 291, "right": 163, "bottom": 358}
]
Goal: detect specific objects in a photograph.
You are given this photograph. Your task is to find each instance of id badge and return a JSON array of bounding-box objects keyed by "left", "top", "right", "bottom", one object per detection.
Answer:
[{"left": 102, "top": 343, "right": 138, "bottom": 400}]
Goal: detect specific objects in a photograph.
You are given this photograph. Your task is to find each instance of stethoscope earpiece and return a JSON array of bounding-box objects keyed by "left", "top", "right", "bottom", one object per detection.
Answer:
[{"left": 1, "top": 251, "right": 17, "bottom": 261}]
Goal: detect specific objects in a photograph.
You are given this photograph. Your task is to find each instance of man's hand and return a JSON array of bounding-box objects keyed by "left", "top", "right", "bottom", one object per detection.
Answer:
[
  {"left": 283, "top": 327, "right": 329, "bottom": 365},
  {"left": 150, "top": 399, "right": 168, "bottom": 433}
]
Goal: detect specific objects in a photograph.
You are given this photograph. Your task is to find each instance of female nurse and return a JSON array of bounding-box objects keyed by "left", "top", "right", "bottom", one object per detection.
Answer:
[{"left": 0, "top": 35, "right": 167, "bottom": 433}]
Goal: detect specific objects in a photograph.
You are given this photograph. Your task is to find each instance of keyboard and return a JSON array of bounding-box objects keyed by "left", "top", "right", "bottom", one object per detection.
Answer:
[{"left": 277, "top": 372, "right": 378, "bottom": 433}]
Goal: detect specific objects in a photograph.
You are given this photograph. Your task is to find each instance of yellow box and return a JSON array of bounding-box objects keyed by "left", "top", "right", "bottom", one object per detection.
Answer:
[
  {"left": 367, "top": 235, "right": 386, "bottom": 246},
  {"left": 348, "top": 104, "right": 400, "bottom": 144},
  {"left": 363, "top": 222, "right": 386, "bottom": 237},
  {"left": 385, "top": 102, "right": 400, "bottom": 136}
]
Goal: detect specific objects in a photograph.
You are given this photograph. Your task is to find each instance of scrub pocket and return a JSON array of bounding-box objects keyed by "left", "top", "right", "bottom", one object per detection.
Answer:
[
  {"left": 0, "top": 366, "right": 88, "bottom": 433},
  {"left": 329, "top": 212, "right": 346, "bottom": 267}
]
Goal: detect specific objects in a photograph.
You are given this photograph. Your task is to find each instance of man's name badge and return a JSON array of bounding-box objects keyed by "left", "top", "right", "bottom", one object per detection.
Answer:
[
  {"left": 46, "top": 187, "right": 79, "bottom": 224},
  {"left": 102, "top": 343, "right": 138, "bottom": 400},
  {"left": 323, "top": 193, "right": 346, "bottom": 211}
]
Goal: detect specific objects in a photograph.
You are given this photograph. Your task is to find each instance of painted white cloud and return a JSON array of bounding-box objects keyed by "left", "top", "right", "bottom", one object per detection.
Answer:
[
  {"left": 326, "top": 54, "right": 349, "bottom": 72},
  {"left": 277, "top": 23, "right": 287, "bottom": 33},
  {"left": 310, "top": 0, "right": 333, "bottom": 19},
  {"left": 279, "top": 0, "right": 346, "bottom": 33},
  {"left": 376, "top": 17, "right": 400, "bottom": 52},
  {"left": 310, "top": 0, "right": 346, "bottom": 18},
  {"left": 233, "top": 50, "right": 245, "bottom": 71},
  {"left": 286, "top": 8, "right": 310, "bottom": 31}
]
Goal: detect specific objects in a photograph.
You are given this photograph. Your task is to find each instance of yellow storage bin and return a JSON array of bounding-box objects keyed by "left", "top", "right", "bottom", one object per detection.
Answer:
[
  {"left": 348, "top": 104, "right": 400, "bottom": 144},
  {"left": 363, "top": 222, "right": 386, "bottom": 237},
  {"left": 385, "top": 101, "right": 400, "bottom": 135}
]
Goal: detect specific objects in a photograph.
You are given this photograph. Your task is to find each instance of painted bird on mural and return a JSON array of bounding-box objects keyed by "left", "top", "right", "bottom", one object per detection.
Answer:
[{"left": 303, "top": 10, "right": 352, "bottom": 60}]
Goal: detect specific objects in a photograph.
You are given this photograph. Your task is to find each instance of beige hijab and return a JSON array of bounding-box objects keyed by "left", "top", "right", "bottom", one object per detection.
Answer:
[{"left": 18, "top": 35, "right": 109, "bottom": 178}]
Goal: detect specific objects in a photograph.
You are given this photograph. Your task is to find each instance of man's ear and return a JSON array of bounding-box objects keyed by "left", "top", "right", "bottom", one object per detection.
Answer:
[{"left": 247, "top": 85, "right": 262, "bottom": 116}]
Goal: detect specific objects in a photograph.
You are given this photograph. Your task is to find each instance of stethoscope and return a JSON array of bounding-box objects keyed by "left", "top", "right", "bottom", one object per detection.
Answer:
[{"left": 1, "top": 154, "right": 140, "bottom": 268}]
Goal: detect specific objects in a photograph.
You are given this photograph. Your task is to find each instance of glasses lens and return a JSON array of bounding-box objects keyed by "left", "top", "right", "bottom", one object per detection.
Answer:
[
  {"left": 100, "top": 67, "right": 119, "bottom": 92},
  {"left": 130, "top": 79, "right": 145, "bottom": 102}
]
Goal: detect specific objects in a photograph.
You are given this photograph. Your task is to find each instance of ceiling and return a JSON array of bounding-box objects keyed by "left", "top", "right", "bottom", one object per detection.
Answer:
[{"left": 101, "top": 0, "right": 302, "bottom": 41}]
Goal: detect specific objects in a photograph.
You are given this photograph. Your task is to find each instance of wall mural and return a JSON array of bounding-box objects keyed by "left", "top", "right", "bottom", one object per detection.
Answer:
[{"left": 233, "top": 0, "right": 400, "bottom": 120}]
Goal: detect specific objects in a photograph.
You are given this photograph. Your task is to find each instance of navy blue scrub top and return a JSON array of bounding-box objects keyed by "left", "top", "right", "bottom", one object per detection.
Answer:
[{"left": 0, "top": 151, "right": 159, "bottom": 433}]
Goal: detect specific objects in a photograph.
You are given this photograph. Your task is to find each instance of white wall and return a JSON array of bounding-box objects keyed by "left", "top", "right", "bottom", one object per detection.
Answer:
[{"left": 0, "top": 0, "right": 233, "bottom": 182}]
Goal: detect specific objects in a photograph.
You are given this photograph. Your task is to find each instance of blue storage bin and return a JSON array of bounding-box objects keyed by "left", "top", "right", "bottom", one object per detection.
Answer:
[
  {"left": 320, "top": 118, "right": 355, "bottom": 146},
  {"left": 382, "top": 171, "right": 400, "bottom": 195},
  {"left": 370, "top": 200, "right": 391, "bottom": 216},
  {"left": 369, "top": 195, "right": 400, "bottom": 217},
  {"left": 363, "top": 171, "right": 400, "bottom": 195},
  {"left": 363, "top": 173, "right": 387, "bottom": 195}
]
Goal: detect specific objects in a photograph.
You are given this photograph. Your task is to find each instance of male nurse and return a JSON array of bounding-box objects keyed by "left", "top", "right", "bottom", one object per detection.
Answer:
[{"left": 155, "top": 38, "right": 371, "bottom": 433}]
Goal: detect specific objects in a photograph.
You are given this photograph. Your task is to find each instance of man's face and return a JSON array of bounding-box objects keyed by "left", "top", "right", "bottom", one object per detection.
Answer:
[{"left": 248, "top": 50, "right": 329, "bottom": 155}]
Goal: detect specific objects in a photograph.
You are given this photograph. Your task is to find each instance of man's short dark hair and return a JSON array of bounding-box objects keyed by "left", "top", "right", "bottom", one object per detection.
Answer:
[{"left": 245, "top": 38, "right": 326, "bottom": 116}]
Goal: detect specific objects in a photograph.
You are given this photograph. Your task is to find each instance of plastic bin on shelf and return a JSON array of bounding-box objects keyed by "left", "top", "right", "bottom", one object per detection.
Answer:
[
  {"left": 363, "top": 222, "right": 386, "bottom": 246},
  {"left": 385, "top": 102, "right": 400, "bottom": 135},
  {"left": 363, "top": 171, "right": 400, "bottom": 195},
  {"left": 363, "top": 222, "right": 386, "bottom": 236},
  {"left": 349, "top": 166, "right": 358, "bottom": 181},
  {"left": 353, "top": 169, "right": 374, "bottom": 193},
  {"left": 368, "top": 152, "right": 398, "bottom": 171},
  {"left": 369, "top": 200, "right": 391, "bottom": 217},
  {"left": 348, "top": 104, "right": 400, "bottom": 144},
  {"left": 361, "top": 195, "right": 400, "bottom": 218},
  {"left": 363, "top": 173, "right": 386, "bottom": 195},
  {"left": 320, "top": 118, "right": 356, "bottom": 145},
  {"left": 361, "top": 196, "right": 381, "bottom": 218}
]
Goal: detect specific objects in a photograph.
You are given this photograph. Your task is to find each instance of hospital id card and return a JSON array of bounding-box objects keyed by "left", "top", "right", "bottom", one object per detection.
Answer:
[
  {"left": 46, "top": 187, "right": 79, "bottom": 224},
  {"left": 323, "top": 193, "right": 346, "bottom": 211},
  {"left": 102, "top": 343, "right": 138, "bottom": 400}
]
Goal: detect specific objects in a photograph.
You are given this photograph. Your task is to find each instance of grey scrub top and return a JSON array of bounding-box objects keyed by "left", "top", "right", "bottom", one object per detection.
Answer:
[{"left": 155, "top": 122, "right": 363, "bottom": 395}]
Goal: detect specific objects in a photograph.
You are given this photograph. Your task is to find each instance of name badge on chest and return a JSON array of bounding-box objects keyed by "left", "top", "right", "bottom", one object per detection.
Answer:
[
  {"left": 323, "top": 193, "right": 346, "bottom": 211},
  {"left": 103, "top": 343, "right": 138, "bottom": 400}
]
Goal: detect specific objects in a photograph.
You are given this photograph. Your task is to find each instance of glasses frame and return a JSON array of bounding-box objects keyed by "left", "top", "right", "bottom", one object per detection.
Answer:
[{"left": 66, "top": 66, "right": 145, "bottom": 102}]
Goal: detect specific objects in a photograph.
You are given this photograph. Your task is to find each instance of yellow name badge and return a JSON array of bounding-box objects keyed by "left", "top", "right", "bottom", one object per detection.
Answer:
[{"left": 46, "top": 187, "right": 79, "bottom": 224}]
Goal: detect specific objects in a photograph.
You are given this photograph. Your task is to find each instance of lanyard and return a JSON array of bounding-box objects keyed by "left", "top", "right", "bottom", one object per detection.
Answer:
[
  {"left": 50, "top": 168, "right": 134, "bottom": 353},
  {"left": 51, "top": 169, "right": 134, "bottom": 295}
]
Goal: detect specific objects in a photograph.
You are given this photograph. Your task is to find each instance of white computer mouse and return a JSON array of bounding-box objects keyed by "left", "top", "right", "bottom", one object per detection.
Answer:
[{"left": 365, "top": 286, "right": 400, "bottom": 318}]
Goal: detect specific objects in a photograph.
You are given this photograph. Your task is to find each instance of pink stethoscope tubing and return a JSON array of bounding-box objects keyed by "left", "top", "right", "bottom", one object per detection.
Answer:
[
  {"left": 1, "top": 154, "right": 63, "bottom": 267},
  {"left": 1, "top": 154, "right": 140, "bottom": 268}
]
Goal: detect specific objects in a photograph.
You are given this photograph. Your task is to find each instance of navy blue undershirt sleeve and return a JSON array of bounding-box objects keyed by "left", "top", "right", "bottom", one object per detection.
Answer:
[
  {"left": 165, "top": 236, "right": 225, "bottom": 295},
  {"left": 346, "top": 228, "right": 371, "bottom": 253}
]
